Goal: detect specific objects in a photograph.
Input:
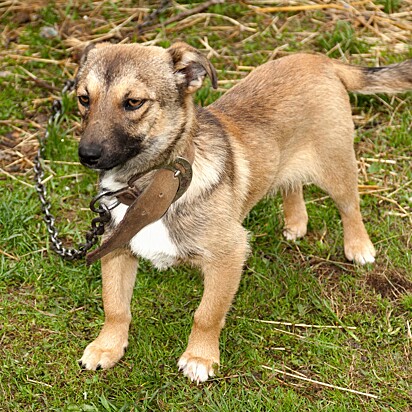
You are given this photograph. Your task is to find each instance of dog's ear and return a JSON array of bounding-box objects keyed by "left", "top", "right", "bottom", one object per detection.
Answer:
[{"left": 168, "top": 42, "right": 218, "bottom": 93}]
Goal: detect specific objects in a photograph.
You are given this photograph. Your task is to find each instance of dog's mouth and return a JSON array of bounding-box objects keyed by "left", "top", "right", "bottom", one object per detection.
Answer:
[
  {"left": 78, "top": 154, "right": 101, "bottom": 169},
  {"left": 78, "top": 155, "right": 118, "bottom": 171}
]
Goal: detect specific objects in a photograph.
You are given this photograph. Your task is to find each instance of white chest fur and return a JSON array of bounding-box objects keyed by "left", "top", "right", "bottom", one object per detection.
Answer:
[{"left": 101, "top": 175, "right": 179, "bottom": 269}]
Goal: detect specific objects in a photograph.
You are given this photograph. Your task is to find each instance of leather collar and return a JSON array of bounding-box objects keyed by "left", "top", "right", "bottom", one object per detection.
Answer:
[{"left": 86, "top": 143, "right": 195, "bottom": 265}]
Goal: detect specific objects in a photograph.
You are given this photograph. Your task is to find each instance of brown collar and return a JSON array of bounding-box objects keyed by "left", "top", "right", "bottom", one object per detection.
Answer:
[{"left": 86, "top": 144, "right": 195, "bottom": 265}]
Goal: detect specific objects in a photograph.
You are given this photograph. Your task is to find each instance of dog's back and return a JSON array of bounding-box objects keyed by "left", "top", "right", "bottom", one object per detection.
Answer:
[
  {"left": 211, "top": 53, "right": 412, "bottom": 130},
  {"left": 209, "top": 53, "right": 412, "bottom": 197}
]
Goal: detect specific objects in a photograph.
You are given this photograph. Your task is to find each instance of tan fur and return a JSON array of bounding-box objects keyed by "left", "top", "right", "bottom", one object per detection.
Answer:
[
  {"left": 80, "top": 247, "right": 138, "bottom": 369},
  {"left": 75, "top": 42, "right": 412, "bottom": 382}
]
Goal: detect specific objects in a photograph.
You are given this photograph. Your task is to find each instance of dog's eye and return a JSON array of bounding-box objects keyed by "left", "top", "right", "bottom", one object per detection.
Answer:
[
  {"left": 78, "top": 95, "right": 90, "bottom": 107},
  {"left": 125, "top": 99, "right": 146, "bottom": 111}
]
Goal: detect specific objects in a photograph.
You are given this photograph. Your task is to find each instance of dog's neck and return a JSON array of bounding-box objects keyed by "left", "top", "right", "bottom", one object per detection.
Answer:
[
  {"left": 127, "top": 139, "right": 195, "bottom": 187},
  {"left": 100, "top": 116, "right": 198, "bottom": 190}
]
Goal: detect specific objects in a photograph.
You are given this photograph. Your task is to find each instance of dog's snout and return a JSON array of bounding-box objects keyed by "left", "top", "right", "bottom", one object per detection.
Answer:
[{"left": 78, "top": 144, "right": 102, "bottom": 167}]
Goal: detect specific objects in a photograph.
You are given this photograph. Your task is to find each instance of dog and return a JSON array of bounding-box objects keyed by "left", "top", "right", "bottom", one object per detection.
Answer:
[{"left": 75, "top": 41, "right": 412, "bottom": 382}]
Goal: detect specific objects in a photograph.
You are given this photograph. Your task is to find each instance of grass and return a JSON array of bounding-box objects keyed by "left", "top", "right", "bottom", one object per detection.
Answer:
[{"left": 0, "top": 1, "right": 411, "bottom": 411}]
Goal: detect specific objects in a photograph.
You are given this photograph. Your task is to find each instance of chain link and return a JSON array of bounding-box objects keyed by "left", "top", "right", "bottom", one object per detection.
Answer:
[{"left": 33, "top": 80, "right": 110, "bottom": 260}]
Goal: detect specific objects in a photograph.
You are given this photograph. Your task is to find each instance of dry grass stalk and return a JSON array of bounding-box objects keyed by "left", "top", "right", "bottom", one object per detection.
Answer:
[
  {"left": 237, "top": 316, "right": 357, "bottom": 330},
  {"left": 0, "top": 167, "right": 34, "bottom": 187},
  {"left": 262, "top": 365, "right": 379, "bottom": 399},
  {"left": 138, "top": 0, "right": 225, "bottom": 34},
  {"left": 251, "top": 0, "right": 373, "bottom": 13},
  {"left": 0, "top": 248, "right": 19, "bottom": 260}
]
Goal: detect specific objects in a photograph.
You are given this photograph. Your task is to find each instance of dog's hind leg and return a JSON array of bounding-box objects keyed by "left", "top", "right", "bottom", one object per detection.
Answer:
[
  {"left": 178, "top": 227, "right": 248, "bottom": 383},
  {"left": 79, "top": 248, "right": 138, "bottom": 370},
  {"left": 281, "top": 184, "right": 308, "bottom": 240},
  {"left": 316, "top": 151, "right": 376, "bottom": 265}
]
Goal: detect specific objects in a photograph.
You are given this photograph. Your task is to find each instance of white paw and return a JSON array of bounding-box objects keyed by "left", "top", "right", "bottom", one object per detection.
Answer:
[
  {"left": 283, "top": 224, "right": 307, "bottom": 241},
  {"left": 178, "top": 355, "right": 217, "bottom": 383},
  {"left": 78, "top": 341, "right": 127, "bottom": 370},
  {"left": 345, "top": 240, "right": 376, "bottom": 265}
]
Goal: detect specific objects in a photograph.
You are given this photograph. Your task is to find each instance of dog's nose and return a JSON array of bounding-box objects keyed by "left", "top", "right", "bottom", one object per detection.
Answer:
[{"left": 78, "top": 144, "right": 102, "bottom": 167}]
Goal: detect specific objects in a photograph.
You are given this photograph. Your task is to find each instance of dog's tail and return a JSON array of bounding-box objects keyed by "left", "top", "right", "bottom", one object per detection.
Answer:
[{"left": 332, "top": 59, "right": 412, "bottom": 94}]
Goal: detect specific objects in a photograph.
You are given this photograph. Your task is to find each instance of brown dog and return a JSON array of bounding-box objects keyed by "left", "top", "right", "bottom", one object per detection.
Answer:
[{"left": 75, "top": 41, "right": 412, "bottom": 382}]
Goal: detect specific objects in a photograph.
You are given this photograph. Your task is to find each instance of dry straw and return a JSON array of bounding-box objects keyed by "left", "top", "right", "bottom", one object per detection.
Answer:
[{"left": 261, "top": 365, "right": 379, "bottom": 399}]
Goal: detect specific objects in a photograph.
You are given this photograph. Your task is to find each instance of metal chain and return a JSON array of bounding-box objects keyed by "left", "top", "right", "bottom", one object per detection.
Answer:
[{"left": 33, "top": 80, "right": 111, "bottom": 260}]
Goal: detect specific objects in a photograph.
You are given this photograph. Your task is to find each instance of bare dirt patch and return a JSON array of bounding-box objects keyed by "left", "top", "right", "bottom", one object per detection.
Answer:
[
  {"left": 310, "top": 259, "right": 412, "bottom": 317},
  {"left": 365, "top": 268, "right": 412, "bottom": 300}
]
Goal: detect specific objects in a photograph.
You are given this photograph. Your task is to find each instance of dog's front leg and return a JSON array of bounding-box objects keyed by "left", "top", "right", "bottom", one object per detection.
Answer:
[
  {"left": 178, "top": 234, "right": 247, "bottom": 383},
  {"left": 79, "top": 248, "right": 138, "bottom": 370}
]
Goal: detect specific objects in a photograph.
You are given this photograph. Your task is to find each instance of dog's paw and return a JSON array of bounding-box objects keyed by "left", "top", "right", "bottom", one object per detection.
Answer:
[
  {"left": 344, "top": 239, "right": 376, "bottom": 265},
  {"left": 283, "top": 223, "right": 307, "bottom": 241},
  {"left": 78, "top": 340, "right": 127, "bottom": 371},
  {"left": 178, "top": 353, "right": 218, "bottom": 383}
]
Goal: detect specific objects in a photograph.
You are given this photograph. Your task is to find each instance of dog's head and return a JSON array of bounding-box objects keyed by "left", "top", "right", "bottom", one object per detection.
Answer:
[{"left": 75, "top": 42, "right": 217, "bottom": 172}]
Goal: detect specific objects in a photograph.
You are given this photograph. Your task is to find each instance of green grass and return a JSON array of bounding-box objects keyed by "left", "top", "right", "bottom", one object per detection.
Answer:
[{"left": 1, "top": 1, "right": 411, "bottom": 411}]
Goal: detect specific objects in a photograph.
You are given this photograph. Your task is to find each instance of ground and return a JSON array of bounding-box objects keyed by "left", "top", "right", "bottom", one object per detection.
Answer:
[{"left": 0, "top": 1, "right": 411, "bottom": 411}]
